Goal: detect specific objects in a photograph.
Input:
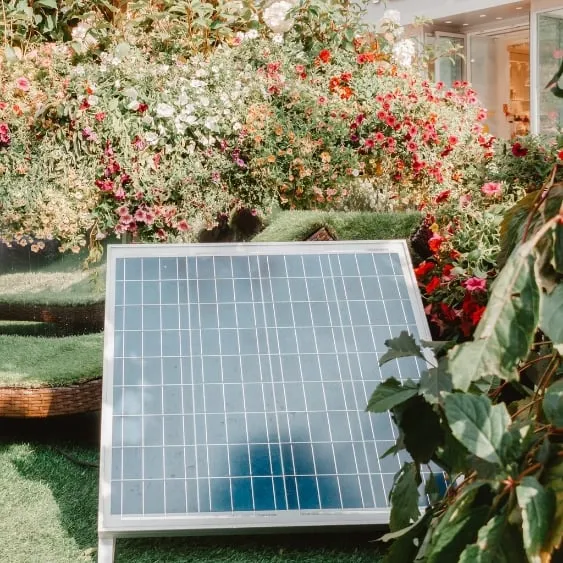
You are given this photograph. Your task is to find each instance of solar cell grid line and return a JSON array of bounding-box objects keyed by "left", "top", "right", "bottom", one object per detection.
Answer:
[
  {"left": 264, "top": 254, "right": 293, "bottom": 512},
  {"left": 318, "top": 254, "right": 362, "bottom": 509},
  {"left": 98, "top": 240, "right": 435, "bottom": 563},
  {"left": 290, "top": 254, "right": 323, "bottom": 511},
  {"left": 307, "top": 255, "right": 345, "bottom": 510}
]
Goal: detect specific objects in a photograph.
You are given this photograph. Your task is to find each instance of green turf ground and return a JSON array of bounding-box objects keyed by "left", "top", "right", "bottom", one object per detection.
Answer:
[
  {"left": 0, "top": 330, "right": 103, "bottom": 387},
  {"left": 254, "top": 211, "right": 421, "bottom": 243},
  {"left": 0, "top": 431, "right": 383, "bottom": 563}
]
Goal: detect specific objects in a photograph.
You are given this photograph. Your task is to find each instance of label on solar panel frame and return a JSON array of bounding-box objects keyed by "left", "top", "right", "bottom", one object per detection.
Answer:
[{"left": 98, "top": 240, "right": 432, "bottom": 557}]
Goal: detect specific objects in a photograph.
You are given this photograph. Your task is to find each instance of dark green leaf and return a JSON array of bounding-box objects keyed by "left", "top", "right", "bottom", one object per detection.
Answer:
[
  {"left": 419, "top": 358, "right": 452, "bottom": 405},
  {"left": 539, "top": 284, "right": 563, "bottom": 353},
  {"left": 421, "top": 339, "right": 456, "bottom": 356},
  {"left": 35, "top": 0, "right": 58, "bottom": 8},
  {"left": 543, "top": 458, "right": 563, "bottom": 555},
  {"left": 383, "top": 512, "right": 432, "bottom": 563},
  {"left": 543, "top": 379, "right": 563, "bottom": 427},
  {"left": 444, "top": 394, "right": 511, "bottom": 466},
  {"left": 379, "top": 331, "right": 425, "bottom": 366},
  {"left": 400, "top": 396, "right": 444, "bottom": 464},
  {"left": 555, "top": 223, "right": 563, "bottom": 274},
  {"left": 365, "top": 378, "right": 418, "bottom": 414},
  {"left": 448, "top": 249, "right": 539, "bottom": 391},
  {"left": 434, "top": 426, "right": 470, "bottom": 475},
  {"left": 516, "top": 476, "right": 555, "bottom": 561},
  {"left": 389, "top": 462, "right": 421, "bottom": 531},
  {"left": 458, "top": 511, "right": 527, "bottom": 563},
  {"left": 426, "top": 484, "right": 490, "bottom": 563}
]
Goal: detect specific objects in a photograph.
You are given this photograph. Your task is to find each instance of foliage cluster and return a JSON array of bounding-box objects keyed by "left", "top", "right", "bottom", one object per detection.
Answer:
[
  {"left": 0, "top": 3, "right": 490, "bottom": 260},
  {"left": 413, "top": 134, "right": 563, "bottom": 340},
  {"left": 368, "top": 172, "right": 563, "bottom": 562}
]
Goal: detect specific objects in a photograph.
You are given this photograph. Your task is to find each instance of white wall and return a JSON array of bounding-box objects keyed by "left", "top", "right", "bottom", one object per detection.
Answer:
[{"left": 366, "top": 0, "right": 525, "bottom": 26}]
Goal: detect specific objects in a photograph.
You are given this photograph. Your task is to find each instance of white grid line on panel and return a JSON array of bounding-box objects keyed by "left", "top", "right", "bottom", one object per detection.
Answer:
[
  {"left": 353, "top": 253, "right": 388, "bottom": 509},
  {"left": 213, "top": 255, "right": 234, "bottom": 513},
  {"left": 231, "top": 256, "right": 256, "bottom": 512},
  {"left": 332, "top": 254, "right": 366, "bottom": 509},
  {"left": 297, "top": 254, "right": 329, "bottom": 510},
  {"left": 264, "top": 255, "right": 290, "bottom": 511}
]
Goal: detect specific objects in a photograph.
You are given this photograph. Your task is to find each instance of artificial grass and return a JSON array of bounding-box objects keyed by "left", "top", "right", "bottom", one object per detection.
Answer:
[
  {"left": 0, "top": 436, "right": 383, "bottom": 563},
  {"left": 254, "top": 211, "right": 422, "bottom": 243},
  {"left": 0, "top": 332, "right": 103, "bottom": 387},
  {"left": 0, "top": 262, "right": 105, "bottom": 307}
]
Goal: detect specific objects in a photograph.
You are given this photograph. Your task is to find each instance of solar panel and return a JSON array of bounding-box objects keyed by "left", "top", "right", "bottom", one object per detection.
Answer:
[{"left": 98, "top": 241, "right": 432, "bottom": 561}]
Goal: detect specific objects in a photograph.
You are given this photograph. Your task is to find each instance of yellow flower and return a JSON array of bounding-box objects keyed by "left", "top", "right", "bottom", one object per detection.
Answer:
[
  {"left": 320, "top": 151, "right": 331, "bottom": 163},
  {"left": 430, "top": 223, "right": 440, "bottom": 233}
]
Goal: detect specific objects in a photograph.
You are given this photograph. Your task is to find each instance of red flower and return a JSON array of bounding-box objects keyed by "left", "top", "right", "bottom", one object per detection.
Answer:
[
  {"left": 557, "top": 149, "right": 563, "bottom": 161},
  {"left": 414, "top": 261, "right": 435, "bottom": 278},
  {"left": 428, "top": 233, "right": 445, "bottom": 254},
  {"left": 511, "top": 142, "right": 528, "bottom": 157},
  {"left": 137, "top": 103, "right": 148, "bottom": 113},
  {"left": 435, "top": 190, "right": 451, "bottom": 204},
  {"left": 425, "top": 276, "right": 441, "bottom": 294},
  {"left": 95, "top": 112, "right": 106, "bottom": 122},
  {"left": 318, "top": 49, "right": 331, "bottom": 64},
  {"left": 0, "top": 122, "right": 10, "bottom": 147}
]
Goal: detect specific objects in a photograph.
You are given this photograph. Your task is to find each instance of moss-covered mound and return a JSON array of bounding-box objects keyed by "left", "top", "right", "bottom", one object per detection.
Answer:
[{"left": 254, "top": 211, "right": 421, "bottom": 243}]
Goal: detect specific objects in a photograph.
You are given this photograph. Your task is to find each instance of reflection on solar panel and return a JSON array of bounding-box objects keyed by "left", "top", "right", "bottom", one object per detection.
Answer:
[{"left": 98, "top": 241, "right": 432, "bottom": 562}]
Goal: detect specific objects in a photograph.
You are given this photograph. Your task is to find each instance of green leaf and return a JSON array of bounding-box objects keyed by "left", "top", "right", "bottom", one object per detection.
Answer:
[
  {"left": 400, "top": 396, "right": 444, "bottom": 464},
  {"left": 459, "top": 513, "right": 528, "bottom": 563},
  {"left": 539, "top": 284, "right": 563, "bottom": 352},
  {"left": 426, "top": 484, "right": 490, "bottom": 563},
  {"left": 443, "top": 394, "right": 511, "bottom": 466},
  {"left": 35, "top": 0, "right": 58, "bottom": 8},
  {"left": 448, "top": 248, "right": 539, "bottom": 391},
  {"left": 555, "top": 223, "right": 563, "bottom": 274},
  {"left": 389, "top": 462, "right": 421, "bottom": 531},
  {"left": 516, "top": 476, "right": 556, "bottom": 562},
  {"left": 419, "top": 358, "right": 452, "bottom": 405},
  {"left": 382, "top": 512, "right": 432, "bottom": 563},
  {"left": 365, "top": 378, "right": 418, "bottom": 414},
  {"left": 543, "top": 379, "right": 563, "bottom": 427},
  {"left": 544, "top": 458, "right": 563, "bottom": 554},
  {"left": 379, "top": 331, "right": 425, "bottom": 366},
  {"left": 421, "top": 339, "right": 456, "bottom": 356}
]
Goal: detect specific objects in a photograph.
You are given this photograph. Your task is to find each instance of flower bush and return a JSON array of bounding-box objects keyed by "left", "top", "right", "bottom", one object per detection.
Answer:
[
  {"left": 412, "top": 133, "right": 563, "bottom": 340},
  {"left": 0, "top": 20, "right": 492, "bottom": 254}
]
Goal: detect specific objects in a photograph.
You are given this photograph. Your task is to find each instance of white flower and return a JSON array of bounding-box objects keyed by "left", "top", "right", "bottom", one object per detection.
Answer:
[
  {"left": 127, "top": 99, "right": 140, "bottom": 111},
  {"left": 199, "top": 97, "right": 210, "bottom": 107},
  {"left": 145, "top": 132, "right": 159, "bottom": 145},
  {"left": 155, "top": 103, "right": 175, "bottom": 118},
  {"left": 272, "top": 33, "right": 284, "bottom": 44},
  {"left": 263, "top": 0, "right": 296, "bottom": 33},
  {"left": 392, "top": 38, "right": 416, "bottom": 67},
  {"left": 233, "top": 122, "right": 242, "bottom": 130},
  {"left": 87, "top": 95, "right": 99, "bottom": 107},
  {"left": 383, "top": 9, "right": 401, "bottom": 26},
  {"left": 244, "top": 29, "right": 259, "bottom": 40},
  {"left": 204, "top": 117, "right": 219, "bottom": 131},
  {"left": 123, "top": 87, "right": 138, "bottom": 99},
  {"left": 177, "top": 91, "right": 190, "bottom": 106},
  {"left": 190, "top": 79, "right": 206, "bottom": 89},
  {"left": 195, "top": 68, "right": 208, "bottom": 78}
]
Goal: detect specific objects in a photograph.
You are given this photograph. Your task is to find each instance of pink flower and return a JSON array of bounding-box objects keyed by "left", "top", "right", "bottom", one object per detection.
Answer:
[
  {"left": 81, "top": 126, "right": 98, "bottom": 142},
  {"left": 459, "top": 194, "right": 472, "bottom": 208},
  {"left": 15, "top": 77, "right": 30, "bottom": 92},
  {"left": 374, "top": 132, "right": 386, "bottom": 143},
  {"left": 554, "top": 49, "right": 563, "bottom": 59},
  {"left": 117, "top": 206, "right": 130, "bottom": 217},
  {"left": 464, "top": 277, "right": 487, "bottom": 292},
  {"left": 176, "top": 219, "right": 190, "bottom": 232},
  {"left": 481, "top": 182, "right": 502, "bottom": 198}
]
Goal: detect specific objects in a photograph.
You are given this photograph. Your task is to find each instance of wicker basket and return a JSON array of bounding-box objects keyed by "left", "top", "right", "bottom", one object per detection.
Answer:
[
  {"left": 0, "top": 302, "right": 105, "bottom": 331},
  {"left": 0, "top": 378, "right": 102, "bottom": 418}
]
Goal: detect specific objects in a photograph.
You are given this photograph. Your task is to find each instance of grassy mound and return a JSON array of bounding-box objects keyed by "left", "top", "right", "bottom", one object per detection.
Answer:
[
  {"left": 0, "top": 249, "right": 105, "bottom": 307},
  {"left": 254, "top": 211, "right": 421, "bottom": 243},
  {"left": 0, "top": 331, "right": 103, "bottom": 387},
  {"left": 0, "top": 440, "right": 382, "bottom": 563}
]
